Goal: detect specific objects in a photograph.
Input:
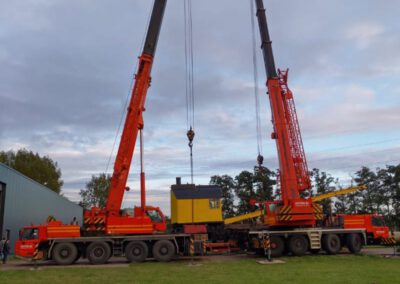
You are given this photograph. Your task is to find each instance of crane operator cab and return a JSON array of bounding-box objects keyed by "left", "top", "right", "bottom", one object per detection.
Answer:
[
  {"left": 15, "top": 226, "right": 41, "bottom": 258},
  {"left": 139, "top": 206, "right": 167, "bottom": 232}
]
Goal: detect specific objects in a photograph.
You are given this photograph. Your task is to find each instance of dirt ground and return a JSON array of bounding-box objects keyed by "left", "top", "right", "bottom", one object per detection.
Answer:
[
  {"left": 362, "top": 246, "right": 398, "bottom": 256},
  {"left": 1, "top": 246, "right": 398, "bottom": 271}
]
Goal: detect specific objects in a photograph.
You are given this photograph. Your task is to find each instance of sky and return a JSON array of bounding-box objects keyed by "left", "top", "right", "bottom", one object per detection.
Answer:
[{"left": 1, "top": 0, "right": 400, "bottom": 215}]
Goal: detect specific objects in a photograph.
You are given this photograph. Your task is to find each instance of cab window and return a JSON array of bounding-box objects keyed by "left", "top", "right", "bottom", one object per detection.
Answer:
[
  {"left": 372, "top": 217, "right": 384, "bottom": 227},
  {"left": 209, "top": 199, "right": 220, "bottom": 209},
  {"left": 21, "top": 228, "right": 39, "bottom": 240},
  {"left": 268, "top": 203, "right": 276, "bottom": 212},
  {"left": 147, "top": 210, "right": 162, "bottom": 223}
]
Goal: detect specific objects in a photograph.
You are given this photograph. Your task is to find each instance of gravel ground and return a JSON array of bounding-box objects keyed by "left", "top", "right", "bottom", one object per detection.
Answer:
[
  {"left": 1, "top": 246, "right": 398, "bottom": 271},
  {"left": 362, "top": 246, "right": 399, "bottom": 256}
]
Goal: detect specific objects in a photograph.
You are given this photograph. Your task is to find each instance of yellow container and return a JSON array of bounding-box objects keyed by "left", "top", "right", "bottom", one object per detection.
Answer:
[{"left": 171, "top": 185, "right": 222, "bottom": 224}]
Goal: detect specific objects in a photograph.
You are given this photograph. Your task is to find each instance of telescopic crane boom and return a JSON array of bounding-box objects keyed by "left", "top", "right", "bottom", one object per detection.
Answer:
[
  {"left": 106, "top": 0, "right": 167, "bottom": 215},
  {"left": 84, "top": 0, "right": 168, "bottom": 235},
  {"left": 254, "top": 0, "right": 317, "bottom": 227}
]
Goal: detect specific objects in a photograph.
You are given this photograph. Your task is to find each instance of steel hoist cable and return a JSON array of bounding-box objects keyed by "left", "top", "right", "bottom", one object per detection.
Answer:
[
  {"left": 250, "top": 0, "right": 264, "bottom": 167},
  {"left": 184, "top": 0, "right": 195, "bottom": 184}
]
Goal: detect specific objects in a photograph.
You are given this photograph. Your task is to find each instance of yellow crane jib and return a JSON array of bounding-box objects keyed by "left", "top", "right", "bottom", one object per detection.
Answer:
[
  {"left": 311, "top": 185, "right": 367, "bottom": 202},
  {"left": 224, "top": 210, "right": 263, "bottom": 225}
]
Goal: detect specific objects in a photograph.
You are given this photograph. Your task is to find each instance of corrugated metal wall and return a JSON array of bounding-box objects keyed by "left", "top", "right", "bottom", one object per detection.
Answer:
[{"left": 0, "top": 163, "right": 83, "bottom": 253}]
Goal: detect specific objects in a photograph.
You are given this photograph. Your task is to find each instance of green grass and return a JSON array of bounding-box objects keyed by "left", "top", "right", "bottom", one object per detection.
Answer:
[
  {"left": 6, "top": 256, "right": 20, "bottom": 262},
  {"left": 1, "top": 255, "right": 399, "bottom": 284}
]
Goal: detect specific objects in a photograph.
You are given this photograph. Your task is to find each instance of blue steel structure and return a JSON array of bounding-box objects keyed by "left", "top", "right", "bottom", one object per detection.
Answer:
[{"left": 0, "top": 163, "right": 82, "bottom": 253}]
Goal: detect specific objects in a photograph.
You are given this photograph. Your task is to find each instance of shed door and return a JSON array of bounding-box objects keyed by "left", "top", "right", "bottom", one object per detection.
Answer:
[{"left": 0, "top": 182, "right": 5, "bottom": 237}]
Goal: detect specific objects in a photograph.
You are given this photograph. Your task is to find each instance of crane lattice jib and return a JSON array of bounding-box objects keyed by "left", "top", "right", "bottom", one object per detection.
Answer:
[{"left": 278, "top": 69, "right": 311, "bottom": 191}]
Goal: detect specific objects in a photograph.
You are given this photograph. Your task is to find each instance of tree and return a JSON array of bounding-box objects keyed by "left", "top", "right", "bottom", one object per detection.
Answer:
[
  {"left": 374, "top": 169, "right": 389, "bottom": 214},
  {"left": 210, "top": 175, "right": 236, "bottom": 218},
  {"left": 310, "top": 168, "right": 336, "bottom": 213},
  {"left": 354, "top": 167, "right": 380, "bottom": 213},
  {"left": 0, "top": 149, "right": 63, "bottom": 193},
  {"left": 379, "top": 165, "right": 400, "bottom": 230},
  {"left": 253, "top": 166, "right": 275, "bottom": 201},
  {"left": 235, "top": 170, "right": 255, "bottom": 215},
  {"left": 234, "top": 166, "right": 276, "bottom": 215},
  {"left": 334, "top": 191, "right": 347, "bottom": 214},
  {"left": 79, "top": 173, "right": 111, "bottom": 209}
]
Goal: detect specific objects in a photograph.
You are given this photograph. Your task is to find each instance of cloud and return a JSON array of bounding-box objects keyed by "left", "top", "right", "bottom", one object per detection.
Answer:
[
  {"left": 297, "top": 83, "right": 400, "bottom": 138},
  {"left": 1, "top": 0, "right": 399, "bottom": 211},
  {"left": 346, "top": 22, "right": 385, "bottom": 49}
]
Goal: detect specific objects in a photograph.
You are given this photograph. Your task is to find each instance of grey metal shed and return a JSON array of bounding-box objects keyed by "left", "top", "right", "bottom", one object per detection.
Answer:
[{"left": 0, "top": 163, "right": 83, "bottom": 253}]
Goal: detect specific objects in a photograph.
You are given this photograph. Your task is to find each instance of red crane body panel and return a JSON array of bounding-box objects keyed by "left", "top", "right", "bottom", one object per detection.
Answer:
[
  {"left": 342, "top": 214, "right": 390, "bottom": 239},
  {"left": 267, "top": 78, "right": 301, "bottom": 203}
]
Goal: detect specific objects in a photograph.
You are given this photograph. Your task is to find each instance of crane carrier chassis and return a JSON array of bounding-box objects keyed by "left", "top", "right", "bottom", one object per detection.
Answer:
[
  {"left": 16, "top": 223, "right": 370, "bottom": 265},
  {"left": 17, "top": 230, "right": 191, "bottom": 264},
  {"left": 247, "top": 228, "right": 366, "bottom": 258}
]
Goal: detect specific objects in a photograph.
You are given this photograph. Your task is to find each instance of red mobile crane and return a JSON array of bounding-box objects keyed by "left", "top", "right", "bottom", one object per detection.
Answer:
[
  {"left": 15, "top": 0, "right": 193, "bottom": 265},
  {"left": 254, "top": 0, "right": 317, "bottom": 227},
  {"left": 83, "top": 0, "right": 167, "bottom": 236},
  {"left": 244, "top": 0, "right": 373, "bottom": 257}
]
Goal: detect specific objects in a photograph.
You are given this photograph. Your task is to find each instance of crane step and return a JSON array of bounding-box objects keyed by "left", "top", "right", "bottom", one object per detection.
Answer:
[
  {"left": 307, "top": 231, "right": 322, "bottom": 250},
  {"left": 112, "top": 241, "right": 124, "bottom": 256}
]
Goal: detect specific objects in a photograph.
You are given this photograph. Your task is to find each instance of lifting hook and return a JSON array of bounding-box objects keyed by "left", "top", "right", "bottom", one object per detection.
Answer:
[
  {"left": 187, "top": 127, "right": 195, "bottom": 148},
  {"left": 187, "top": 127, "right": 195, "bottom": 184},
  {"left": 257, "top": 154, "right": 264, "bottom": 167}
]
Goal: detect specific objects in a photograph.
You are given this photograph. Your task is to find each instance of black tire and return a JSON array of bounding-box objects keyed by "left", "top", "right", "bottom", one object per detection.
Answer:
[
  {"left": 346, "top": 234, "right": 363, "bottom": 253},
  {"left": 270, "top": 236, "right": 285, "bottom": 257},
  {"left": 152, "top": 240, "right": 175, "bottom": 262},
  {"left": 322, "top": 234, "right": 341, "bottom": 255},
  {"left": 87, "top": 241, "right": 111, "bottom": 264},
  {"left": 74, "top": 250, "right": 82, "bottom": 264},
  {"left": 52, "top": 242, "right": 78, "bottom": 265},
  {"left": 125, "top": 241, "right": 148, "bottom": 262},
  {"left": 288, "top": 235, "right": 308, "bottom": 256}
]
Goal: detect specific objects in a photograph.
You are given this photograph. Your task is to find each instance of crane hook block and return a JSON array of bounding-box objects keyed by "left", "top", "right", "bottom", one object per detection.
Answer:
[
  {"left": 187, "top": 127, "right": 195, "bottom": 147},
  {"left": 257, "top": 154, "right": 264, "bottom": 167}
]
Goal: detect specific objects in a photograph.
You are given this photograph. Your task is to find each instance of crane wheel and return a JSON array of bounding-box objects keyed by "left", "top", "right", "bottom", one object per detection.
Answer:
[
  {"left": 322, "top": 234, "right": 341, "bottom": 255},
  {"left": 346, "top": 233, "right": 363, "bottom": 253},
  {"left": 87, "top": 241, "right": 111, "bottom": 264},
  {"left": 125, "top": 241, "right": 148, "bottom": 262},
  {"left": 152, "top": 240, "right": 175, "bottom": 262},
  {"left": 74, "top": 250, "right": 82, "bottom": 263},
  {"left": 52, "top": 242, "right": 78, "bottom": 265},
  {"left": 288, "top": 235, "right": 308, "bottom": 256},
  {"left": 270, "top": 236, "right": 285, "bottom": 257}
]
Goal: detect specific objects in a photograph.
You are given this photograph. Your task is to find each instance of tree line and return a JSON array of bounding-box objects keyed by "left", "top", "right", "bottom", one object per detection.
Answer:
[
  {"left": 210, "top": 165, "right": 400, "bottom": 230},
  {"left": 0, "top": 149, "right": 63, "bottom": 193},
  {"left": 1, "top": 149, "right": 399, "bottom": 229}
]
